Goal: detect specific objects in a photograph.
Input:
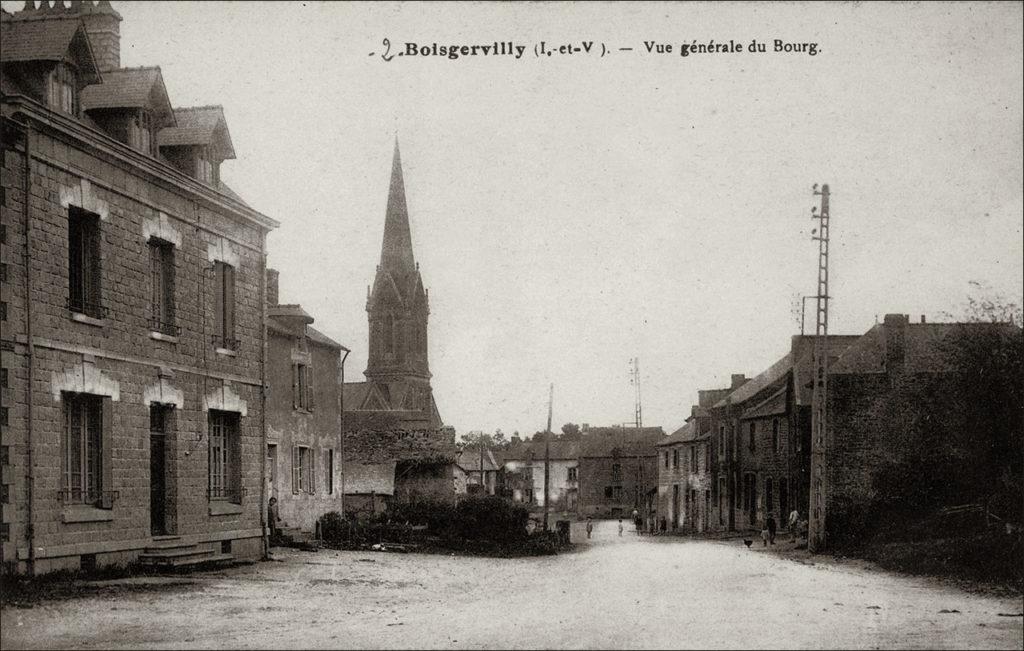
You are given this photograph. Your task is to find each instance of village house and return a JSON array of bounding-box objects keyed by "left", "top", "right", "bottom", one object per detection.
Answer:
[
  {"left": 577, "top": 426, "right": 664, "bottom": 519},
  {"left": 264, "top": 269, "right": 348, "bottom": 539},
  {"left": 1, "top": 1, "right": 277, "bottom": 574},
  {"left": 456, "top": 444, "right": 499, "bottom": 496},
  {"left": 501, "top": 439, "right": 580, "bottom": 511}
]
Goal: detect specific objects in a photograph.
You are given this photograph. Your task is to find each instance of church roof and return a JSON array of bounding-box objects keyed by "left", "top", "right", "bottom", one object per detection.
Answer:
[{"left": 380, "top": 138, "right": 417, "bottom": 278}]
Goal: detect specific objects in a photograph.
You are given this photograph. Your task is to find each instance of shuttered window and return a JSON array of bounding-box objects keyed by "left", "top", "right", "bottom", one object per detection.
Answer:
[
  {"left": 293, "top": 446, "right": 314, "bottom": 494},
  {"left": 213, "top": 262, "right": 237, "bottom": 350}
]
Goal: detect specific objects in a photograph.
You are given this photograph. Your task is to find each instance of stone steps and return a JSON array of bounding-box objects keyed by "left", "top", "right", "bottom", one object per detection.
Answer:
[{"left": 138, "top": 540, "right": 235, "bottom": 568}]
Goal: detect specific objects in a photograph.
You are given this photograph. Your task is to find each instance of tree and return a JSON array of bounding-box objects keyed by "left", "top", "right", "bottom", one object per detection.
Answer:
[{"left": 560, "top": 423, "right": 582, "bottom": 440}]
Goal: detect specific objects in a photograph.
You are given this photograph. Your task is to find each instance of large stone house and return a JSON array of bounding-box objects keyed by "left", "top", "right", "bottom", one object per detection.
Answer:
[
  {"left": 1, "top": 1, "right": 277, "bottom": 574},
  {"left": 501, "top": 440, "right": 580, "bottom": 511},
  {"left": 577, "top": 426, "right": 664, "bottom": 518},
  {"left": 264, "top": 269, "right": 348, "bottom": 535}
]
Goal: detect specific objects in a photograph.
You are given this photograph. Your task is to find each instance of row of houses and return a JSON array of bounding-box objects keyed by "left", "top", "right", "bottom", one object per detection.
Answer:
[
  {"left": 0, "top": 1, "right": 453, "bottom": 575},
  {"left": 455, "top": 425, "right": 665, "bottom": 520},
  {"left": 656, "top": 314, "right": 1019, "bottom": 550}
]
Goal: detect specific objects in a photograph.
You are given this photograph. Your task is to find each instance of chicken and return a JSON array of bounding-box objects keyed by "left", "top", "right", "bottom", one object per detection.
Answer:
[{"left": 744, "top": 539, "right": 754, "bottom": 548}]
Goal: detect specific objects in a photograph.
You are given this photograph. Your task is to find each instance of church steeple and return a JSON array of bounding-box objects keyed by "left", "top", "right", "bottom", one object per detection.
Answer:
[
  {"left": 380, "top": 138, "right": 416, "bottom": 278},
  {"left": 366, "top": 139, "right": 431, "bottom": 383}
]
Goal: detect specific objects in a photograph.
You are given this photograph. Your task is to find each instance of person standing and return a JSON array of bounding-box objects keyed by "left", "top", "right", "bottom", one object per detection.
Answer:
[
  {"left": 767, "top": 513, "right": 777, "bottom": 545},
  {"left": 789, "top": 508, "right": 800, "bottom": 540},
  {"left": 618, "top": 519, "right": 624, "bottom": 537},
  {"left": 759, "top": 509, "right": 769, "bottom": 547},
  {"left": 585, "top": 517, "right": 594, "bottom": 539}
]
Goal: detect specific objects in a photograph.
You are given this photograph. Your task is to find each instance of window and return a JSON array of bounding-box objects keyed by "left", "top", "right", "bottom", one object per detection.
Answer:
[
  {"left": 765, "top": 477, "right": 774, "bottom": 515},
  {"left": 196, "top": 147, "right": 213, "bottom": 183},
  {"left": 664, "top": 451, "right": 669, "bottom": 469},
  {"left": 293, "top": 363, "right": 313, "bottom": 410},
  {"left": 772, "top": 418, "right": 780, "bottom": 454},
  {"left": 213, "top": 261, "right": 237, "bottom": 350},
  {"left": 604, "top": 486, "right": 613, "bottom": 499},
  {"left": 208, "top": 410, "right": 241, "bottom": 502},
  {"left": 130, "top": 111, "right": 153, "bottom": 154},
  {"left": 48, "top": 64, "right": 76, "bottom": 115},
  {"left": 690, "top": 446, "right": 697, "bottom": 472},
  {"left": 748, "top": 421, "right": 756, "bottom": 452},
  {"left": 326, "top": 449, "right": 335, "bottom": 495},
  {"left": 611, "top": 463, "right": 622, "bottom": 482},
  {"left": 292, "top": 445, "right": 315, "bottom": 494},
  {"left": 68, "top": 207, "right": 103, "bottom": 318},
  {"left": 149, "top": 238, "right": 176, "bottom": 335},
  {"left": 62, "top": 393, "right": 105, "bottom": 505},
  {"left": 612, "top": 486, "right": 623, "bottom": 501},
  {"left": 718, "top": 424, "right": 726, "bottom": 461},
  {"left": 567, "top": 467, "right": 577, "bottom": 482},
  {"left": 671, "top": 449, "right": 678, "bottom": 469}
]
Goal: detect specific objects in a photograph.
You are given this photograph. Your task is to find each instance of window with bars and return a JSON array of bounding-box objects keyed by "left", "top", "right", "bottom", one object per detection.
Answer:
[
  {"left": 62, "top": 393, "right": 104, "bottom": 505},
  {"left": 48, "top": 63, "right": 76, "bottom": 115},
  {"left": 208, "top": 410, "right": 241, "bottom": 502},
  {"left": 213, "top": 261, "right": 237, "bottom": 350},
  {"left": 68, "top": 207, "right": 103, "bottom": 318},
  {"left": 149, "top": 238, "right": 176, "bottom": 336},
  {"left": 292, "top": 445, "right": 315, "bottom": 494}
]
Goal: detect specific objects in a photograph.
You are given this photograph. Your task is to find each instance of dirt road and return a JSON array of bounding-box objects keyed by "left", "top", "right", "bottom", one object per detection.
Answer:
[{"left": 2, "top": 520, "right": 1021, "bottom": 649}]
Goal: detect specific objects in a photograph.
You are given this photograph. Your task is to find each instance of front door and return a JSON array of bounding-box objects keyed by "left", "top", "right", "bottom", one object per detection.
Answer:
[
  {"left": 672, "top": 484, "right": 680, "bottom": 529},
  {"left": 149, "top": 433, "right": 167, "bottom": 535}
]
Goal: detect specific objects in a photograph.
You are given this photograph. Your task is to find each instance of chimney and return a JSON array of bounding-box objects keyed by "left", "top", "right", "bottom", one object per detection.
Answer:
[
  {"left": 883, "top": 313, "right": 909, "bottom": 373},
  {"left": 920, "top": 314, "right": 926, "bottom": 324},
  {"left": 730, "top": 374, "right": 747, "bottom": 389},
  {"left": 77, "top": 1, "right": 122, "bottom": 72},
  {"left": 266, "top": 268, "right": 279, "bottom": 306}
]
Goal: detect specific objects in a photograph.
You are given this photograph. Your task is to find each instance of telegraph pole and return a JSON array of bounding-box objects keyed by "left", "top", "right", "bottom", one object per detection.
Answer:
[
  {"left": 808, "top": 183, "right": 831, "bottom": 553},
  {"left": 543, "top": 383, "right": 553, "bottom": 532},
  {"left": 629, "top": 358, "right": 644, "bottom": 514}
]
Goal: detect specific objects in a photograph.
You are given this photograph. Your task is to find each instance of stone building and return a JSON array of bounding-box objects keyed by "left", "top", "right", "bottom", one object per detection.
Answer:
[
  {"left": 341, "top": 141, "right": 455, "bottom": 506},
  {"left": 264, "top": 269, "right": 348, "bottom": 534},
  {"left": 810, "top": 314, "right": 1020, "bottom": 551},
  {"left": 1, "top": 1, "right": 277, "bottom": 574},
  {"left": 577, "top": 426, "right": 664, "bottom": 518}
]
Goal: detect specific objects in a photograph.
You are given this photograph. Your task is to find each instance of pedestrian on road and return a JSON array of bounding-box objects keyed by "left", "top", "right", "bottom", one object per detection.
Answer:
[
  {"left": 767, "top": 513, "right": 777, "bottom": 545},
  {"left": 759, "top": 509, "right": 769, "bottom": 547},
  {"left": 789, "top": 508, "right": 800, "bottom": 540},
  {"left": 586, "top": 517, "right": 594, "bottom": 539},
  {"left": 618, "top": 519, "right": 624, "bottom": 536},
  {"left": 268, "top": 496, "right": 281, "bottom": 540}
]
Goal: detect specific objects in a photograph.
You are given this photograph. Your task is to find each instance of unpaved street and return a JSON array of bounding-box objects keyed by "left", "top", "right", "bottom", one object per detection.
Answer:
[{"left": 2, "top": 520, "right": 1021, "bottom": 649}]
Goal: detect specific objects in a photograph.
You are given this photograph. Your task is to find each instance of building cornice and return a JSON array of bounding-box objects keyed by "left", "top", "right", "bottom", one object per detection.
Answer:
[{"left": 2, "top": 94, "right": 279, "bottom": 232}]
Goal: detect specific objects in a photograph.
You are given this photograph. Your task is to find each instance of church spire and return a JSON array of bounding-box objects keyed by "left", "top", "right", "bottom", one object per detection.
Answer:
[{"left": 380, "top": 137, "right": 416, "bottom": 277}]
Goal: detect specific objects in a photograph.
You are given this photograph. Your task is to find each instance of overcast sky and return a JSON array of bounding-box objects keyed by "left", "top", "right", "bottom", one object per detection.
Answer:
[{"left": 17, "top": 1, "right": 1022, "bottom": 436}]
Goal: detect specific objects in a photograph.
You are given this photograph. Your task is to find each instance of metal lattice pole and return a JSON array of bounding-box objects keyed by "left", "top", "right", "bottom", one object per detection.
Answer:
[{"left": 808, "top": 183, "right": 831, "bottom": 552}]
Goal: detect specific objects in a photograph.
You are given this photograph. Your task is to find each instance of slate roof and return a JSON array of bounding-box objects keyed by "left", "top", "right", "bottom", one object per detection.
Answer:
[
  {"left": 579, "top": 426, "right": 665, "bottom": 457},
  {"left": 503, "top": 440, "right": 581, "bottom": 461},
  {"left": 268, "top": 304, "right": 314, "bottom": 323},
  {"left": 456, "top": 447, "right": 499, "bottom": 473},
  {"left": 0, "top": 16, "right": 101, "bottom": 85},
  {"left": 158, "top": 105, "right": 236, "bottom": 159},
  {"left": 740, "top": 385, "right": 788, "bottom": 420},
  {"left": 657, "top": 421, "right": 697, "bottom": 447},
  {"left": 344, "top": 462, "right": 396, "bottom": 495},
  {"left": 830, "top": 321, "right": 1020, "bottom": 375},
  {"left": 713, "top": 352, "right": 792, "bottom": 409},
  {"left": 790, "top": 335, "right": 860, "bottom": 405},
  {"left": 79, "top": 66, "right": 175, "bottom": 126},
  {"left": 307, "top": 326, "right": 346, "bottom": 351}
]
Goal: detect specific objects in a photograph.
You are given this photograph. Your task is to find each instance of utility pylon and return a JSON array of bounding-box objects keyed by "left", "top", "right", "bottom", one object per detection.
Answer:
[
  {"left": 808, "top": 183, "right": 831, "bottom": 553},
  {"left": 629, "top": 358, "right": 644, "bottom": 512}
]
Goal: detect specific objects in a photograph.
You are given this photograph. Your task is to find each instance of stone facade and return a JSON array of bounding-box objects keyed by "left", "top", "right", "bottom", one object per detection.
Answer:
[
  {"left": 577, "top": 427, "right": 664, "bottom": 518},
  {"left": 265, "top": 284, "right": 348, "bottom": 533},
  {"left": 1, "top": 3, "right": 276, "bottom": 574}
]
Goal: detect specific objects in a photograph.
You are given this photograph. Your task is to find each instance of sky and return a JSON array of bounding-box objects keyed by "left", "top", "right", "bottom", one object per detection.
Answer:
[{"left": 13, "top": 1, "right": 1021, "bottom": 436}]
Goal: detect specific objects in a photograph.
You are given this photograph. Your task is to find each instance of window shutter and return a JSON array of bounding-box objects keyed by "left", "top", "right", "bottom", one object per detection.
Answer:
[
  {"left": 100, "top": 397, "right": 113, "bottom": 495},
  {"left": 291, "top": 364, "right": 298, "bottom": 409},
  {"left": 307, "top": 362, "right": 315, "bottom": 411},
  {"left": 292, "top": 446, "right": 299, "bottom": 494},
  {"left": 224, "top": 265, "right": 236, "bottom": 341},
  {"left": 213, "top": 262, "right": 224, "bottom": 341},
  {"left": 311, "top": 449, "right": 316, "bottom": 494}
]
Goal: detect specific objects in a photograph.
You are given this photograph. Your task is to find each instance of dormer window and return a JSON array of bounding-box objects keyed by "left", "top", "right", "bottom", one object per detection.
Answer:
[
  {"left": 196, "top": 148, "right": 213, "bottom": 183},
  {"left": 129, "top": 111, "right": 153, "bottom": 155},
  {"left": 48, "top": 64, "right": 77, "bottom": 115}
]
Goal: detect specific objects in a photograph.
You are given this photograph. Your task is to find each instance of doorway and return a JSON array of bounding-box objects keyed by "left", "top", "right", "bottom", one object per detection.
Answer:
[{"left": 149, "top": 405, "right": 170, "bottom": 536}]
